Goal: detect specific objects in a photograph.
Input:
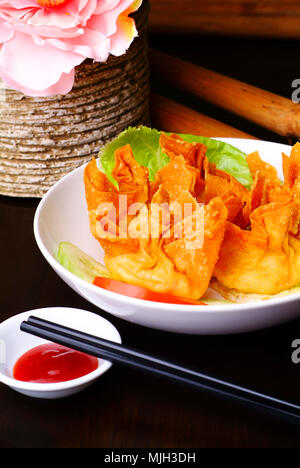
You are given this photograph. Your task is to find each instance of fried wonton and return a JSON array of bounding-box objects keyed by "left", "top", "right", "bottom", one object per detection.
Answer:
[
  {"left": 84, "top": 146, "right": 148, "bottom": 257},
  {"left": 214, "top": 147, "right": 300, "bottom": 296},
  {"left": 159, "top": 132, "right": 207, "bottom": 168},
  {"left": 103, "top": 191, "right": 227, "bottom": 300},
  {"left": 84, "top": 133, "right": 300, "bottom": 301},
  {"left": 202, "top": 158, "right": 248, "bottom": 224},
  {"left": 159, "top": 133, "right": 206, "bottom": 198},
  {"left": 84, "top": 136, "right": 228, "bottom": 300}
]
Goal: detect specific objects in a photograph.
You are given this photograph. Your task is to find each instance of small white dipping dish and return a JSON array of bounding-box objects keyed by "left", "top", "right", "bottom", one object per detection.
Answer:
[{"left": 0, "top": 307, "right": 121, "bottom": 399}]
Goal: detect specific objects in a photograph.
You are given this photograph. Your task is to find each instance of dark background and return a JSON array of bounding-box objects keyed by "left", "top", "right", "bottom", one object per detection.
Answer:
[{"left": 1, "top": 33, "right": 300, "bottom": 448}]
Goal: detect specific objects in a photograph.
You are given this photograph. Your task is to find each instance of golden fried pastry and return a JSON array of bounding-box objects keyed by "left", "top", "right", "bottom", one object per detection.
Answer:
[
  {"left": 214, "top": 148, "right": 300, "bottom": 296},
  {"left": 84, "top": 135, "right": 228, "bottom": 299}
]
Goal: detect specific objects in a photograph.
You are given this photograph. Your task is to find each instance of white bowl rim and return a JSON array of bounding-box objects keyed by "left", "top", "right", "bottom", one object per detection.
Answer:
[
  {"left": 0, "top": 308, "right": 122, "bottom": 393},
  {"left": 33, "top": 138, "right": 300, "bottom": 316}
]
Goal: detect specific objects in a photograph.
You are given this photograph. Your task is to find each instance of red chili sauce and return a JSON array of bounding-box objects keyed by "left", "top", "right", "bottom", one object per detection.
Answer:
[{"left": 13, "top": 343, "right": 99, "bottom": 383}]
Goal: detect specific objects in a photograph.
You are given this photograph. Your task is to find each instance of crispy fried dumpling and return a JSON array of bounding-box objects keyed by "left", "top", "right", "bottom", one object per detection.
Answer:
[
  {"left": 84, "top": 138, "right": 228, "bottom": 300},
  {"left": 214, "top": 147, "right": 300, "bottom": 295},
  {"left": 84, "top": 146, "right": 148, "bottom": 257},
  {"left": 203, "top": 158, "right": 248, "bottom": 224},
  {"left": 85, "top": 136, "right": 300, "bottom": 301}
]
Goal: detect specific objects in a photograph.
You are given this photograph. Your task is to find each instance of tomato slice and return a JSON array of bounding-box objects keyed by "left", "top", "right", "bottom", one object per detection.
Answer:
[{"left": 93, "top": 277, "right": 206, "bottom": 305}]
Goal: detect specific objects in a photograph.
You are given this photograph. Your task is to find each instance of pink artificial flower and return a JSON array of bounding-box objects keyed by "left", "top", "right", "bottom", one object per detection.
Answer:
[{"left": 0, "top": 0, "right": 142, "bottom": 96}]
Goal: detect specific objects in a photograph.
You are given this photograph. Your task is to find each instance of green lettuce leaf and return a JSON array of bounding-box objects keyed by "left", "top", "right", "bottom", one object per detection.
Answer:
[{"left": 98, "top": 126, "right": 252, "bottom": 188}]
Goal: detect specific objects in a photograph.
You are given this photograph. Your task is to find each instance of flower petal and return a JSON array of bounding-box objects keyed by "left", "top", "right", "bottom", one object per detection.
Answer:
[
  {"left": 88, "top": 0, "right": 141, "bottom": 37},
  {"left": 44, "top": 27, "right": 111, "bottom": 62},
  {"left": 110, "top": 14, "right": 137, "bottom": 56},
  {"left": 0, "top": 21, "right": 14, "bottom": 42},
  {"left": 0, "top": 67, "right": 75, "bottom": 96},
  {"left": 0, "top": 31, "right": 84, "bottom": 91}
]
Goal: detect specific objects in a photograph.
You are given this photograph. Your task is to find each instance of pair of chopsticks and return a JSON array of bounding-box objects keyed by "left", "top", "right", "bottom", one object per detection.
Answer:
[
  {"left": 150, "top": 49, "right": 300, "bottom": 141},
  {"left": 21, "top": 316, "right": 300, "bottom": 425}
]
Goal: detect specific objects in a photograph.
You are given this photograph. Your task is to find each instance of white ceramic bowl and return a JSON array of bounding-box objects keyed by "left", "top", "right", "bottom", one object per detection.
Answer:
[
  {"left": 0, "top": 308, "right": 121, "bottom": 399},
  {"left": 34, "top": 139, "right": 300, "bottom": 335}
]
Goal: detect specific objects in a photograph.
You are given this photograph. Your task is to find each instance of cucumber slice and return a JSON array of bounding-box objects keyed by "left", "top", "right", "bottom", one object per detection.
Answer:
[{"left": 56, "top": 242, "right": 109, "bottom": 283}]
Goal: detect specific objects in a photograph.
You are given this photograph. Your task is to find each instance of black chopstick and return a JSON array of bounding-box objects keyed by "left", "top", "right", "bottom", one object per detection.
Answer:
[{"left": 21, "top": 316, "right": 300, "bottom": 425}]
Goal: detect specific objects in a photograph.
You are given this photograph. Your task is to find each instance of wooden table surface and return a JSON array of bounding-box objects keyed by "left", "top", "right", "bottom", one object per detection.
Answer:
[{"left": 1, "top": 36, "right": 300, "bottom": 448}]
